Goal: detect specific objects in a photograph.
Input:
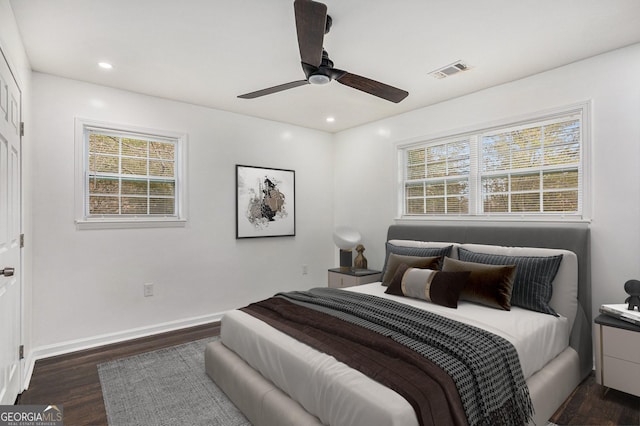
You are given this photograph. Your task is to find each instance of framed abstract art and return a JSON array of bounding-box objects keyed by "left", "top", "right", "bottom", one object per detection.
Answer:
[{"left": 236, "top": 165, "right": 296, "bottom": 238}]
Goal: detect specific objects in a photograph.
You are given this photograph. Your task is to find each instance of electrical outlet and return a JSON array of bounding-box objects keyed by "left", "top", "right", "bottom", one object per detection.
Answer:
[
  {"left": 302, "top": 265, "right": 308, "bottom": 275},
  {"left": 144, "top": 283, "right": 154, "bottom": 297}
]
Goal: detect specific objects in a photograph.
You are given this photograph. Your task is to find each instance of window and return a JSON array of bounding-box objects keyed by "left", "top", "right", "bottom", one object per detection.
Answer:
[
  {"left": 75, "top": 119, "right": 187, "bottom": 228},
  {"left": 399, "top": 105, "right": 588, "bottom": 220},
  {"left": 405, "top": 138, "right": 471, "bottom": 215}
]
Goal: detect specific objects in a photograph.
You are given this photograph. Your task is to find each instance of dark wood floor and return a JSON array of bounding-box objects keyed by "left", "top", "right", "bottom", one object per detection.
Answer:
[
  {"left": 550, "top": 373, "right": 639, "bottom": 426},
  {"left": 17, "top": 322, "right": 639, "bottom": 426},
  {"left": 16, "top": 322, "right": 220, "bottom": 426}
]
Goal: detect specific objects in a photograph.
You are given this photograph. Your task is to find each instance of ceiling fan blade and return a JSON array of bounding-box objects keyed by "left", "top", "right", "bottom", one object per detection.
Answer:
[
  {"left": 336, "top": 72, "right": 409, "bottom": 103},
  {"left": 238, "top": 80, "right": 309, "bottom": 99},
  {"left": 294, "top": 0, "right": 328, "bottom": 67}
]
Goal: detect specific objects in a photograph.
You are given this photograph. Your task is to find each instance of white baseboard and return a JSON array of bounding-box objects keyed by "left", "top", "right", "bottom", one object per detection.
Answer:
[{"left": 22, "top": 311, "right": 226, "bottom": 390}]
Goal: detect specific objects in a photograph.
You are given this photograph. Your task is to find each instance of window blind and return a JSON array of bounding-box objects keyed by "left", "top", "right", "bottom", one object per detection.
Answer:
[
  {"left": 479, "top": 113, "right": 581, "bottom": 214},
  {"left": 85, "top": 128, "right": 178, "bottom": 217},
  {"left": 399, "top": 107, "right": 585, "bottom": 218},
  {"left": 404, "top": 138, "right": 471, "bottom": 214}
]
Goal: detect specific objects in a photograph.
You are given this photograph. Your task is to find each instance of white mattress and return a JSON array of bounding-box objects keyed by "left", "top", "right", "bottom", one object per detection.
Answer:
[{"left": 221, "top": 283, "right": 570, "bottom": 426}]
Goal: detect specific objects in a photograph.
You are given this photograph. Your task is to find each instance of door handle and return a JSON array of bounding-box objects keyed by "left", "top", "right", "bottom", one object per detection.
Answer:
[{"left": 0, "top": 267, "right": 15, "bottom": 277}]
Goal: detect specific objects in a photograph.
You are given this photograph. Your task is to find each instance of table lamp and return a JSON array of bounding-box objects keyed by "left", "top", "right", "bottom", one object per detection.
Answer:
[{"left": 333, "top": 226, "right": 361, "bottom": 270}]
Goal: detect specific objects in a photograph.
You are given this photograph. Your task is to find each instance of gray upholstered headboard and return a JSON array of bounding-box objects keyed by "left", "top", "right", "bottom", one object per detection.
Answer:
[{"left": 387, "top": 223, "right": 592, "bottom": 379}]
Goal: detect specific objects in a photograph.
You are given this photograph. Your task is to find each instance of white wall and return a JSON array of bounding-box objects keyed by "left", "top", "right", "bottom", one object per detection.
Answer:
[
  {"left": 0, "top": 0, "right": 33, "bottom": 387},
  {"left": 30, "top": 73, "right": 334, "bottom": 351},
  {"left": 334, "top": 43, "right": 640, "bottom": 322},
  {"left": 11, "top": 0, "right": 640, "bottom": 362}
]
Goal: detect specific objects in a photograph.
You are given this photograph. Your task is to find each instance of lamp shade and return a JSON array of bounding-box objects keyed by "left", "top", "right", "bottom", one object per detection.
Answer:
[{"left": 333, "top": 226, "right": 361, "bottom": 250}]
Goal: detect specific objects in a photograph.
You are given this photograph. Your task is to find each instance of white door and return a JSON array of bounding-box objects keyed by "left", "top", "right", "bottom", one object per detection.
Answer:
[{"left": 0, "top": 48, "right": 22, "bottom": 405}]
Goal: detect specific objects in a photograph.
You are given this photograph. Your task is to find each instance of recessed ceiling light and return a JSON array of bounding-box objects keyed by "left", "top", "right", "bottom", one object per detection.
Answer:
[
  {"left": 98, "top": 62, "right": 113, "bottom": 70},
  {"left": 326, "top": 116, "right": 335, "bottom": 123}
]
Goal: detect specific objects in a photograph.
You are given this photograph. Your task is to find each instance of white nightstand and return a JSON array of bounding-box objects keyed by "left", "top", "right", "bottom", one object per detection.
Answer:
[
  {"left": 594, "top": 314, "right": 640, "bottom": 397},
  {"left": 328, "top": 268, "right": 382, "bottom": 289}
]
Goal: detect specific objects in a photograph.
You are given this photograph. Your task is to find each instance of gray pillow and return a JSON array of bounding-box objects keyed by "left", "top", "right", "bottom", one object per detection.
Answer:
[
  {"left": 457, "top": 248, "right": 562, "bottom": 316},
  {"left": 381, "top": 242, "right": 453, "bottom": 278}
]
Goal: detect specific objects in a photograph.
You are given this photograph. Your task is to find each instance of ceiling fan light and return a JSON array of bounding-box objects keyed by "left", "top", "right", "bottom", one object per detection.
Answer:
[{"left": 308, "top": 74, "right": 331, "bottom": 85}]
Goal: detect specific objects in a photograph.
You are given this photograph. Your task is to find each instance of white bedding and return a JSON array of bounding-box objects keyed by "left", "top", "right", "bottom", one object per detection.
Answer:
[
  {"left": 220, "top": 282, "right": 570, "bottom": 426},
  {"left": 348, "top": 283, "right": 569, "bottom": 379}
]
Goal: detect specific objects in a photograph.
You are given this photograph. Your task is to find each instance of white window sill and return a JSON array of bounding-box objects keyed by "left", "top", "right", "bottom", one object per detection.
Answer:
[{"left": 75, "top": 218, "right": 187, "bottom": 230}]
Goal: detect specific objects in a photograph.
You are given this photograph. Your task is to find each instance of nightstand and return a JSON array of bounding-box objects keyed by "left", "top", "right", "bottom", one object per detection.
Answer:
[
  {"left": 594, "top": 314, "right": 640, "bottom": 397},
  {"left": 328, "top": 268, "right": 382, "bottom": 288}
]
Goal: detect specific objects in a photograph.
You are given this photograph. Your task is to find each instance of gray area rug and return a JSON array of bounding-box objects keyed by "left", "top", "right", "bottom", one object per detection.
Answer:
[{"left": 98, "top": 337, "right": 251, "bottom": 426}]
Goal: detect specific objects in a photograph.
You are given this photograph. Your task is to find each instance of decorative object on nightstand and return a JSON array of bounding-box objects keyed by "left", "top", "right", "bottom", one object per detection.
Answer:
[
  {"left": 354, "top": 244, "right": 368, "bottom": 269},
  {"left": 328, "top": 268, "right": 381, "bottom": 289},
  {"left": 600, "top": 303, "right": 640, "bottom": 326},
  {"left": 594, "top": 314, "right": 640, "bottom": 397},
  {"left": 624, "top": 279, "right": 640, "bottom": 311},
  {"left": 332, "top": 226, "right": 361, "bottom": 270}
]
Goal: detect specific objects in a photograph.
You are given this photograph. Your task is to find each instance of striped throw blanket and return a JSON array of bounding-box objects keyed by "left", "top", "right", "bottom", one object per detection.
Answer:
[{"left": 275, "top": 288, "right": 533, "bottom": 426}]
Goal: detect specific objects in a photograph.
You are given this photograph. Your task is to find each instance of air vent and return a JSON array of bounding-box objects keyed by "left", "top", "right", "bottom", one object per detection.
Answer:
[{"left": 429, "top": 61, "right": 471, "bottom": 79}]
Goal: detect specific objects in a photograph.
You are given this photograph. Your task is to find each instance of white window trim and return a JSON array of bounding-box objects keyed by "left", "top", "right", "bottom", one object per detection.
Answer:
[
  {"left": 395, "top": 101, "right": 592, "bottom": 223},
  {"left": 74, "top": 118, "right": 188, "bottom": 229}
]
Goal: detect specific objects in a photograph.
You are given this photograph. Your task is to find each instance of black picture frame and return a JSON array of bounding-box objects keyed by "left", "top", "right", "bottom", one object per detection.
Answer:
[{"left": 236, "top": 165, "right": 296, "bottom": 239}]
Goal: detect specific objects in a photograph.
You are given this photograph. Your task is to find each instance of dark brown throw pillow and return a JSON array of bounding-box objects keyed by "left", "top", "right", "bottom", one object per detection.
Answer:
[
  {"left": 381, "top": 253, "right": 441, "bottom": 286},
  {"left": 385, "top": 263, "right": 469, "bottom": 308},
  {"left": 442, "top": 257, "right": 516, "bottom": 310}
]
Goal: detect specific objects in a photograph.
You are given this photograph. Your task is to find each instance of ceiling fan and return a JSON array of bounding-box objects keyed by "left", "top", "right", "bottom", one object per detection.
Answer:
[{"left": 238, "top": 0, "right": 409, "bottom": 103}]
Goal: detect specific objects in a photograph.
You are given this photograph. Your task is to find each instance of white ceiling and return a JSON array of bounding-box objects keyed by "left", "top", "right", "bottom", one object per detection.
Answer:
[{"left": 9, "top": 0, "right": 640, "bottom": 132}]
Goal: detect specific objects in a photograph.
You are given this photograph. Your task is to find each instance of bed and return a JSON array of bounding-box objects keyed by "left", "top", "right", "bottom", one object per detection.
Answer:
[{"left": 205, "top": 223, "right": 591, "bottom": 426}]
